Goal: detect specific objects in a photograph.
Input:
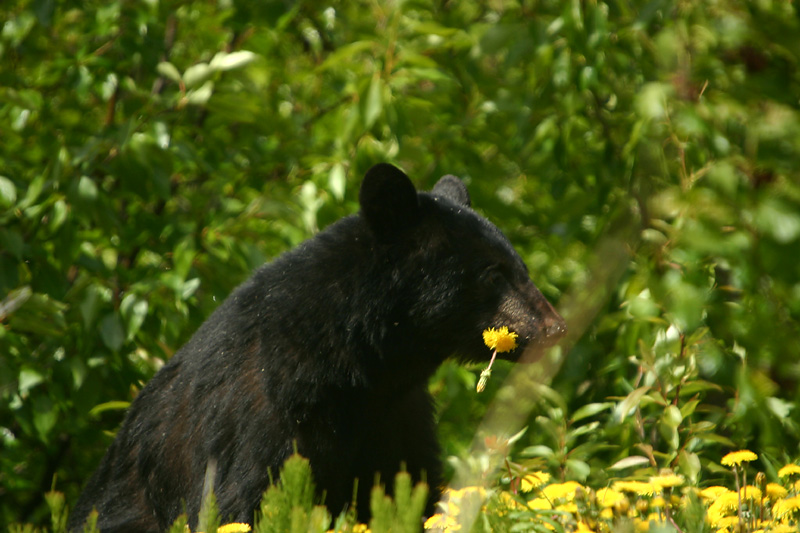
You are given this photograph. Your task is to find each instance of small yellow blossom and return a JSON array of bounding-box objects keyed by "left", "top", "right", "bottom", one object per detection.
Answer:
[
  {"left": 698, "top": 486, "right": 732, "bottom": 501},
  {"left": 575, "top": 520, "right": 595, "bottom": 533},
  {"left": 715, "top": 516, "right": 741, "bottom": 531},
  {"left": 527, "top": 497, "right": 553, "bottom": 510},
  {"left": 520, "top": 471, "right": 551, "bottom": 492},
  {"left": 773, "top": 495, "right": 800, "bottom": 519},
  {"left": 707, "top": 492, "right": 741, "bottom": 525},
  {"left": 424, "top": 514, "right": 460, "bottom": 531},
  {"left": 650, "top": 473, "right": 685, "bottom": 489},
  {"left": 769, "top": 525, "right": 800, "bottom": 533},
  {"left": 650, "top": 496, "right": 666, "bottom": 508},
  {"left": 482, "top": 327, "right": 518, "bottom": 353},
  {"left": 738, "top": 485, "right": 762, "bottom": 501},
  {"left": 766, "top": 482, "right": 788, "bottom": 500},
  {"left": 596, "top": 487, "right": 627, "bottom": 508},
  {"left": 477, "top": 327, "right": 518, "bottom": 392},
  {"left": 556, "top": 502, "right": 579, "bottom": 514},
  {"left": 542, "top": 481, "right": 584, "bottom": 502},
  {"left": 778, "top": 463, "right": 800, "bottom": 478},
  {"left": 217, "top": 525, "right": 252, "bottom": 533},
  {"left": 613, "top": 481, "right": 658, "bottom": 497},
  {"left": 721, "top": 450, "right": 758, "bottom": 467}
]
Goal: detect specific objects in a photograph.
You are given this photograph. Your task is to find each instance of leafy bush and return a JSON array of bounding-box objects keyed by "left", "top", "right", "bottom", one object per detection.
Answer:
[{"left": 2, "top": 0, "right": 799, "bottom": 530}]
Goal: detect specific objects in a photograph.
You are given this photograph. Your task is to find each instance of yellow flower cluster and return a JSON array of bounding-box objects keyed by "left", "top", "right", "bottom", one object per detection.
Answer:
[{"left": 422, "top": 452, "right": 800, "bottom": 533}]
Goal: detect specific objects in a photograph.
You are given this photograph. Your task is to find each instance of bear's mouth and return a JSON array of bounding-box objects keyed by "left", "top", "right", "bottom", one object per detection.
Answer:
[{"left": 499, "top": 320, "right": 567, "bottom": 363}]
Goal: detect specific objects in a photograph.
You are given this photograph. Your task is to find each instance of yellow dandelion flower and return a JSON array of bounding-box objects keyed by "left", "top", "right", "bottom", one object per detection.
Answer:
[
  {"left": 520, "top": 471, "right": 551, "bottom": 492},
  {"left": 778, "top": 463, "right": 800, "bottom": 478},
  {"left": 556, "top": 502, "right": 578, "bottom": 514},
  {"left": 482, "top": 327, "right": 518, "bottom": 353},
  {"left": 599, "top": 507, "right": 614, "bottom": 519},
  {"left": 497, "top": 491, "right": 527, "bottom": 514},
  {"left": 217, "top": 524, "right": 252, "bottom": 533},
  {"left": 596, "top": 488, "right": 627, "bottom": 508},
  {"left": 212, "top": 525, "right": 251, "bottom": 533},
  {"left": 650, "top": 496, "right": 666, "bottom": 508},
  {"left": 634, "top": 515, "right": 665, "bottom": 532},
  {"left": 424, "top": 513, "right": 460, "bottom": 531},
  {"left": 352, "top": 526, "right": 370, "bottom": 533},
  {"left": 707, "top": 492, "right": 741, "bottom": 525},
  {"left": 650, "top": 473, "right": 685, "bottom": 489},
  {"left": 698, "top": 486, "right": 732, "bottom": 501},
  {"left": 527, "top": 497, "right": 553, "bottom": 510},
  {"left": 773, "top": 495, "right": 800, "bottom": 519},
  {"left": 613, "top": 481, "right": 658, "bottom": 497},
  {"left": 766, "top": 482, "right": 788, "bottom": 500},
  {"left": 769, "top": 525, "right": 800, "bottom": 533},
  {"left": 575, "top": 520, "right": 595, "bottom": 533},
  {"left": 739, "top": 485, "right": 762, "bottom": 501},
  {"left": 715, "top": 516, "right": 740, "bottom": 530},
  {"left": 477, "top": 327, "right": 517, "bottom": 392},
  {"left": 721, "top": 450, "right": 758, "bottom": 467},
  {"left": 542, "top": 481, "right": 583, "bottom": 501}
]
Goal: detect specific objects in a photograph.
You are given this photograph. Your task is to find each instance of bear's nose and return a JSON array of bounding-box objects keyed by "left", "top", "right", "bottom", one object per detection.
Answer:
[{"left": 545, "top": 315, "right": 567, "bottom": 340}]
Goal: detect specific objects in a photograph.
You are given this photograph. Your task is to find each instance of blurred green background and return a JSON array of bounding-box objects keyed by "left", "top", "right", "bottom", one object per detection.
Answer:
[{"left": 2, "top": 0, "right": 800, "bottom": 528}]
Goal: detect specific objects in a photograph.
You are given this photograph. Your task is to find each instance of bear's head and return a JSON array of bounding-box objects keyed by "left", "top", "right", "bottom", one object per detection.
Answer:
[{"left": 359, "top": 163, "right": 566, "bottom": 370}]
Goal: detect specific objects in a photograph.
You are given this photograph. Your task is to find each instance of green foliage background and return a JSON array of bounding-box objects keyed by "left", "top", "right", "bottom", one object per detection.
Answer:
[{"left": 2, "top": 0, "right": 800, "bottom": 528}]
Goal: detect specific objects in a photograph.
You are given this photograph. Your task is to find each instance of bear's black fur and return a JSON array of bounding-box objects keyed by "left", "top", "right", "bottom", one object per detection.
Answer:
[{"left": 69, "top": 163, "right": 566, "bottom": 532}]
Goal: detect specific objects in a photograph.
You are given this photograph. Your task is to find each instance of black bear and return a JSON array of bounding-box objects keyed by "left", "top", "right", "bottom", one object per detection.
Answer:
[{"left": 69, "top": 163, "right": 566, "bottom": 532}]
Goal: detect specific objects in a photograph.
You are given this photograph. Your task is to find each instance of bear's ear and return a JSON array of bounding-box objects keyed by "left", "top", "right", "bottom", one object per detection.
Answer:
[
  {"left": 359, "top": 163, "right": 420, "bottom": 239},
  {"left": 432, "top": 175, "right": 471, "bottom": 207}
]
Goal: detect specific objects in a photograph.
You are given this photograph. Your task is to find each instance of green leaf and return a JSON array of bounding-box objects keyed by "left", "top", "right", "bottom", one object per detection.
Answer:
[
  {"left": 565, "top": 459, "right": 591, "bottom": 480},
  {"left": 181, "top": 278, "right": 201, "bottom": 300},
  {"left": 662, "top": 405, "right": 683, "bottom": 428},
  {"left": 209, "top": 50, "right": 257, "bottom": 71},
  {"left": 571, "top": 402, "right": 614, "bottom": 422},
  {"left": 634, "top": 82, "right": 673, "bottom": 120},
  {"left": 120, "top": 293, "right": 148, "bottom": 341},
  {"left": 186, "top": 81, "right": 214, "bottom": 105},
  {"left": 678, "top": 451, "right": 702, "bottom": 484},
  {"left": 77, "top": 175, "right": 98, "bottom": 202},
  {"left": 363, "top": 75, "right": 383, "bottom": 128},
  {"left": 615, "top": 386, "right": 651, "bottom": 422},
  {"left": 99, "top": 313, "right": 125, "bottom": 352},
  {"left": 317, "top": 41, "right": 374, "bottom": 71},
  {"left": 18, "top": 367, "right": 45, "bottom": 396},
  {"left": 328, "top": 163, "right": 346, "bottom": 201},
  {"left": 609, "top": 456, "right": 651, "bottom": 470},
  {"left": 0, "top": 176, "right": 17, "bottom": 207},
  {"left": 157, "top": 61, "right": 182, "bottom": 83},
  {"left": 755, "top": 197, "right": 800, "bottom": 244},
  {"left": 520, "top": 445, "right": 555, "bottom": 459},
  {"left": 0, "top": 285, "right": 32, "bottom": 319},
  {"left": 33, "top": 395, "right": 57, "bottom": 441},
  {"left": 183, "top": 62, "right": 213, "bottom": 89}
]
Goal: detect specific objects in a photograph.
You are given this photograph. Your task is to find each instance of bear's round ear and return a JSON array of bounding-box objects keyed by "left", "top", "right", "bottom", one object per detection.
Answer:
[
  {"left": 359, "top": 163, "right": 420, "bottom": 239},
  {"left": 432, "top": 175, "right": 471, "bottom": 207}
]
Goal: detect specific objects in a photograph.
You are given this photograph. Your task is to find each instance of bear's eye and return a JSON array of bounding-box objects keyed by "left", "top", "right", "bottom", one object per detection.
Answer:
[{"left": 481, "top": 265, "right": 506, "bottom": 286}]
